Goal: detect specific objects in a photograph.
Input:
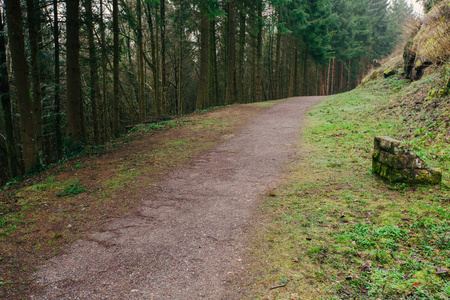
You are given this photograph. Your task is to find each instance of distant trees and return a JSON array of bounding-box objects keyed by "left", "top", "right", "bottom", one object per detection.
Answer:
[{"left": 0, "top": 0, "right": 409, "bottom": 185}]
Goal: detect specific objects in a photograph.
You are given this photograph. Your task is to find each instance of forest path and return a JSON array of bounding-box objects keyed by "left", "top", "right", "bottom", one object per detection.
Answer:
[{"left": 34, "top": 96, "right": 324, "bottom": 299}]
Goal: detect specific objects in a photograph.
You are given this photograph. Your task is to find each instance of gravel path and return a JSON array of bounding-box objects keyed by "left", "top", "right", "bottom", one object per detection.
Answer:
[{"left": 34, "top": 96, "right": 324, "bottom": 299}]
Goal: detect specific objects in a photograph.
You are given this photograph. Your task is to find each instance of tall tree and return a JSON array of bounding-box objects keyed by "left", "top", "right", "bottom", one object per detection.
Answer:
[
  {"left": 113, "top": 0, "right": 120, "bottom": 136},
  {"left": 66, "top": 0, "right": 83, "bottom": 152},
  {"left": 84, "top": 0, "right": 100, "bottom": 145},
  {"left": 54, "top": 0, "right": 62, "bottom": 160},
  {"left": 137, "top": 0, "right": 146, "bottom": 123},
  {"left": 26, "top": 0, "right": 43, "bottom": 163},
  {"left": 255, "top": 0, "right": 264, "bottom": 102},
  {"left": 0, "top": 12, "right": 17, "bottom": 178},
  {"left": 226, "top": 0, "right": 236, "bottom": 105},
  {"left": 5, "top": 0, "right": 37, "bottom": 170},
  {"left": 196, "top": 1, "right": 210, "bottom": 109},
  {"left": 160, "top": 0, "right": 167, "bottom": 113},
  {"left": 146, "top": 1, "right": 161, "bottom": 117}
]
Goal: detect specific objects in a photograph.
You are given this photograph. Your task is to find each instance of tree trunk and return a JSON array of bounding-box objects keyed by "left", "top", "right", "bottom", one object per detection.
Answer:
[
  {"left": 238, "top": 1, "right": 246, "bottom": 103},
  {"left": 160, "top": 0, "right": 167, "bottom": 113},
  {"left": 66, "top": 0, "right": 83, "bottom": 152},
  {"left": 209, "top": 18, "right": 219, "bottom": 106},
  {"left": 255, "top": 0, "right": 263, "bottom": 102},
  {"left": 85, "top": 0, "right": 99, "bottom": 145},
  {"left": 137, "top": 0, "right": 145, "bottom": 123},
  {"left": 347, "top": 59, "right": 351, "bottom": 91},
  {"left": 0, "top": 12, "right": 17, "bottom": 178},
  {"left": 226, "top": 0, "right": 236, "bottom": 105},
  {"left": 177, "top": 0, "right": 183, "bottom": 115},
  {"left": 5, "top": 0, "right": 37, "bottom": 171},
  {"left": 113, "top": 0, "right": 120, "bottom": 136},
  {"left": 146, "top": 2, "right": 160, "bottom": 117},
  {"left": 26, "top": 0, "right": 43, "bottom": 164},
  {"left": 196, "top": 4, "right": 209, "bottom": 109},
  {"left": 327, "top": 60, "right": 332, "bottom": 95},
  {"left": 302, "top": 46, "right": 308, "bottom": 96},
  {"left": 100, "top": 0, "right": 108, "bottom": 142},
  {"left": 331, "top": 57, "right": 336, "bottom": 95},
  {"left": 289, "top": 39, "right": 297, "bottom": 97},
  {"left": 274, "top": 13, "right": 281, "bottom": 100},
  {"left": 53, "top": 0, "right": 62, "bottom": 159}
]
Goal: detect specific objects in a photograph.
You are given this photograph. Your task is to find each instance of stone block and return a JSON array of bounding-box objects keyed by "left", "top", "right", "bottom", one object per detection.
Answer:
[{"left": 372, "top": 136, "right": 442, "bottom": 185}]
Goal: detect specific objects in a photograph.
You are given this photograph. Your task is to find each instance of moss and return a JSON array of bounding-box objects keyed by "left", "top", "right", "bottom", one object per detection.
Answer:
[
  {"left": 361, "top": 71, "right": 380, "bottom": 87},
  {"left": 383, "top": 67, "right": 396, "bottom": 78}
]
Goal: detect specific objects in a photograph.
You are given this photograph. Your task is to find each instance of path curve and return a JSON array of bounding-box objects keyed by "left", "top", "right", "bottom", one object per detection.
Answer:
[{"left": 34, "top": 96, "right": 324, "bottom": 299}]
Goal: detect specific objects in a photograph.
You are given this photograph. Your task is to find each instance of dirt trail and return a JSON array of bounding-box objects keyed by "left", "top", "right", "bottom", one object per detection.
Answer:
[{"left": 34, "top": 96, "right": 324, "bottom": 299}]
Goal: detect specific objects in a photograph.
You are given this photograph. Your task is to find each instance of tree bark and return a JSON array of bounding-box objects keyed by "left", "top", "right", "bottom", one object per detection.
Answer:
[
  {"left": 85, "top": 0, "right": 99, "bottom": 145},
  {"left": 177, "top": 0, "right": 183, "bottom": 115},
  {"left": 26, "top": 0, "right": 43, "bottom": 163},
  {"left": 0, "top": 12, "right": 17, "bottom": 178},
  {"left": 53, "top": 0, "right": 62, "bottom": 159},
  {"left": 137, "top": 0, "right": 145, "bottom": 123},
  {"left": 226, "top": 0, "right": 236, "bottom": 105},
  {"left": 113, "top": 0, "right": 120, "bottom": 136},
  {"left": 209, "top": 18, "right": 219, "bottom": 106},
  {"left": 347, "top": 58, "right": 351, "bottom": 91},
  {"left": 146, "top": 2, "right": 160, "bottom": 117},
  {"left": 302, "top": 45, "right": 308, "bottom": 96},
  {"left": 196, "top": 3, "right": 209, "bottom": 109},
  {"left": 331, "top": 57, "right": 336, "bottom": 95},
  {"left": 66, "top": 0, "right": 83, "bottom": 152},
  {"left": 255, "top": 0, "right": 263, "bottom": 102},
  {"left": 160, "top": 0, "right": 167, "bottom": 113},
  {"left": 274, "top": 12, "right": 281, "bottom": 100},
  {"left": 5, "top": 0, "right": 37, "bottom": 171},
  {"left": 238, "top": 1, "right": 246, "bottom": 103},
  {"left": 100, "top": 0, "right": 108, "bottom": 142}
]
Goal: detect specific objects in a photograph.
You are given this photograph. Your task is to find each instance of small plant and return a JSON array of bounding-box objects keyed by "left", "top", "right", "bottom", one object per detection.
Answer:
[{"left": 56, "top": 181, "right": 86, "bottom": 197}]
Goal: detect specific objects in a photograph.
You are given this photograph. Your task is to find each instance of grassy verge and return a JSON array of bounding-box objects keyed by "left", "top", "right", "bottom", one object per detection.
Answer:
[
  {"left": 245, "top": 78, "right": 450, "bottom": 299},
  {"left": 0, "top": 101, "right": 278, "bottom": 299}
]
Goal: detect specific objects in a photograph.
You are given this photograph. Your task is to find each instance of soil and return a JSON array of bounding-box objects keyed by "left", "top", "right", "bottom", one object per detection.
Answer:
[{"left": 31, "top": 96, "right": 323, "bottom": 299}]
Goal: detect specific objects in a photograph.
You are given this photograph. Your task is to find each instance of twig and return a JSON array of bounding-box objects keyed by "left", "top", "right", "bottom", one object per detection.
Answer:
[{"left": 269, "top": 283, "right": 286, "bottom": 290}]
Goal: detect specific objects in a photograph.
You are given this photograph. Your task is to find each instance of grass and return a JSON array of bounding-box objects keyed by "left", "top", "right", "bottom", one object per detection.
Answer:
[{"left": 244, "top": 76, "right": 450, "bottom": 299}]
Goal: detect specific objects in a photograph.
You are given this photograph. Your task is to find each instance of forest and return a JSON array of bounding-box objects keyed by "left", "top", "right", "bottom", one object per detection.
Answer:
[{"left": 0, "top": 0, "right": 414, "bottom": 185}]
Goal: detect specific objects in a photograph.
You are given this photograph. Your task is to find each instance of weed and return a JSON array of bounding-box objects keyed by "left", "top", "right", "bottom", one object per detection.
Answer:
[{"left": 56, "top": 181, "right": 86, "bottom": 197}]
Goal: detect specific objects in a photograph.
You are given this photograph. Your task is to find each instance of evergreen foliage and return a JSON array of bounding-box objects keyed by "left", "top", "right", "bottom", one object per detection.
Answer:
[{"left": 0, "top": 0, "right": 411, "bottom": 184}]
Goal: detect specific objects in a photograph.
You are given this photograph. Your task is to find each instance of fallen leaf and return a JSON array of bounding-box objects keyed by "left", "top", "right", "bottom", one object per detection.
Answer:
[{"left": 412, "top": 282, "right": 421, "bottom": 287}]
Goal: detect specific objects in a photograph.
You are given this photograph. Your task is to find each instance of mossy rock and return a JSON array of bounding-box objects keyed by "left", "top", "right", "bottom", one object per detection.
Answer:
[
  {"left": 361, "top": 71, "right": 380, "bottom": 87},
  {"left": 383, "top": 67, "right": 397, "bottom": 78}
]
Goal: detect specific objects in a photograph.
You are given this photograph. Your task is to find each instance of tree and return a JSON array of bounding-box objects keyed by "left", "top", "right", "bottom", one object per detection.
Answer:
[
  {"left": 0, "top": 12, "right": 17, "bottom": 178},
  {"left": 196, "top": 0, "right": 209, "bottom": 109},
  {"left": 113, "top": 0, "right": 120, "bottom": 136},
  {"left": 66, "top": 0, "right": 83, "bottom": 152},
  {"left": 137, "top": 0, "right": 146, "bottom": 123},
  {"left": 26, "top": 0, "right": 43, "bottom": 163},
  {"left": 226, "top": 0, "right": 237, "bottom": 105},
  {"left": 84, "top": 0, "right": 100, "bottom": 144},
  {"left": 5, "top": 0, "right": 37, "bottom": 171}
]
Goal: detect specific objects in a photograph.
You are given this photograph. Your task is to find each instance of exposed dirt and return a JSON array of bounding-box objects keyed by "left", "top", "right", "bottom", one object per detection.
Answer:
[{"left": 30, "top": 96, "right": 323, "bottom": 299}]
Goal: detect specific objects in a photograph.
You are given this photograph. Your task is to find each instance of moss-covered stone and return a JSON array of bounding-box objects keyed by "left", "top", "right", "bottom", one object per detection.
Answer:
[
  {"left": 372, "top": 136, "right": 442, "bottom": 185},
  {"left": 361, "top": 71, "right": 380, "bottom": 87},
  {"left": 383, "top": 67, "right": 397, "bottom": 78}
]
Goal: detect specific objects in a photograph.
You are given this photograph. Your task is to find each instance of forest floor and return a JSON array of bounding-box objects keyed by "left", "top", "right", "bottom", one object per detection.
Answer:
[{"left": 0, "top": 96, "right": 323, "bottom": 299}]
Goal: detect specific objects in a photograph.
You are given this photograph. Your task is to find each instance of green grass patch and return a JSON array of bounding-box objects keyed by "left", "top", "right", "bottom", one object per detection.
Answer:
[{"left": 247, "top": 82, "right": 450, "bottom": 299}]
